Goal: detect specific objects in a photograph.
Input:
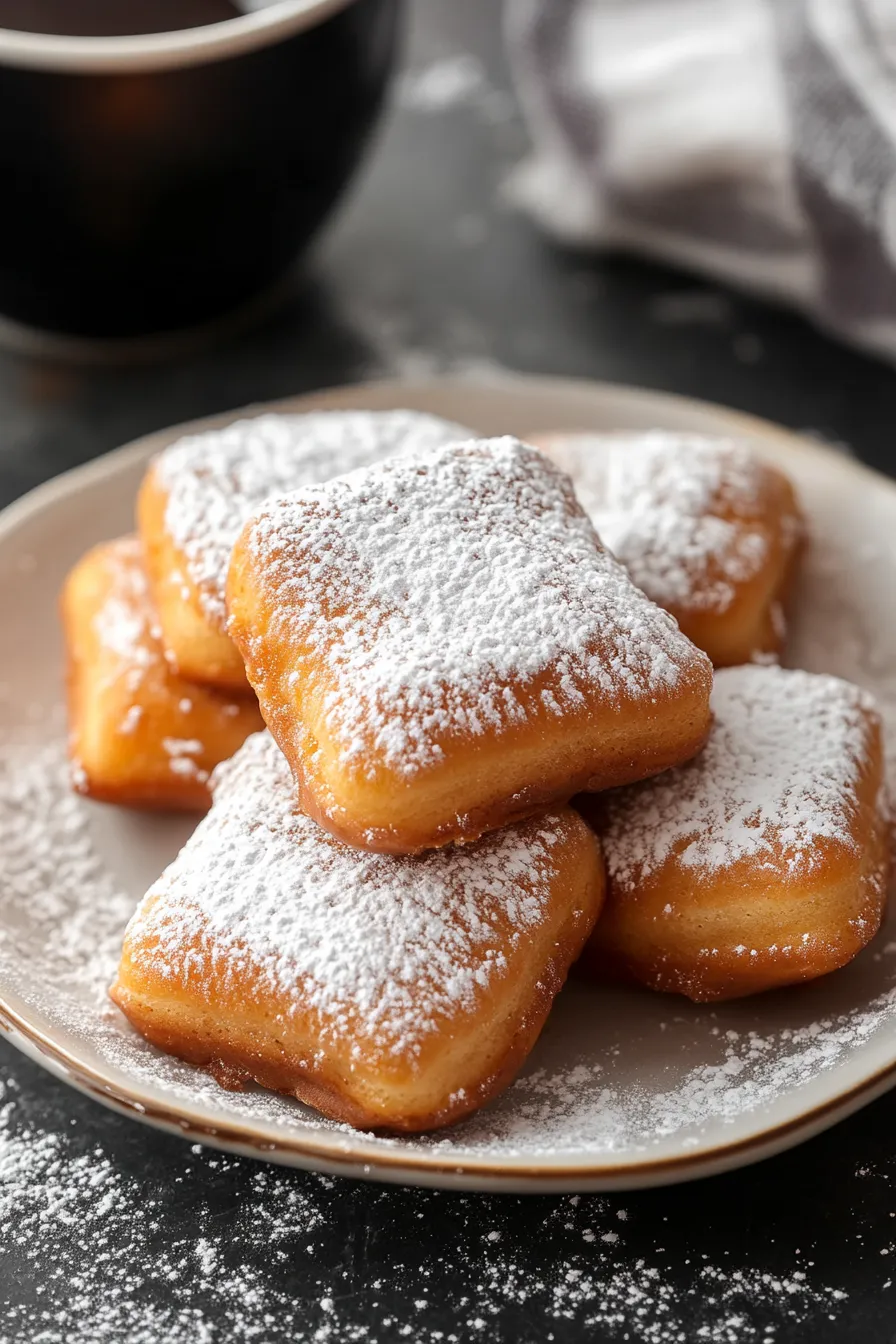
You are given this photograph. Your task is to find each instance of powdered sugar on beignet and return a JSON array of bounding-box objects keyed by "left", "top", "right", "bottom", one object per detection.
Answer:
[
  {"left": 538, "top": 433, "right": 772, "bottom": 610},
  {"left": 533, "top": 431, "right": 804, "bottom": 667},
  {"left": 156, "top": 409, "right": 470, "bottom": 626},
  {"left": 111, "top": 732, "right": 604, "bottom": 1131},
  {"left": 604, "top": 666, "right": 879, "bottom": 882},
  {"left": 227, "top": 437, "right": 712, "bottom": 851},
  {"left": 583, "top": 665, "right": 889, "bottom": 1002}
]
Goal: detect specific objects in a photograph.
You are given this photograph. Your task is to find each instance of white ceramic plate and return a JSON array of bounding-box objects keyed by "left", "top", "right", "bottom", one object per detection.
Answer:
[{"left": 3, "top": 373, "right": 896, "bottom": 1194}]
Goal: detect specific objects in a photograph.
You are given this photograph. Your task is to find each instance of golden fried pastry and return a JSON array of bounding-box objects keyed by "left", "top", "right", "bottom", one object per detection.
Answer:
[
  {"left": 531, "top": 431, "right": 805, "bottom": 667},
  {"left": 139, "top": 409, "right": 470, "bottom": 691},
  {"left": 111, "top": 731, "right": 605, "bottom": 1133},
  {"left": 62, "top": 537, "right": 263, "bottom": 810},
  {"left": 580, "top": 665, "right": 889, "bottom": 1002},
  {"left": 227, "top": 437, "right": 713, "bottom": 854}
]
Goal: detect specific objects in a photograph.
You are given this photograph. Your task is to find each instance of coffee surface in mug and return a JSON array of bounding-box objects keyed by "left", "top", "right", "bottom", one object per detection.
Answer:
[{"left": 0, "top": 0, "right": 275, "bottom": 35}]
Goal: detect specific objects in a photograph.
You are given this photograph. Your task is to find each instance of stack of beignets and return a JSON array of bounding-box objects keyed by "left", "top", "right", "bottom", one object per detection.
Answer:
[
  {"left": 58, "top": 405, "right": 890, "bottom": 1134},
  {"left": 226, "top": 437, "right": 714, "bottom": 853},
  {"left": 62, "top": 409, "right": 468, "bottom": 809},
  {"left": 110, "top": 429, "right": 716, "bottom": 1130}
]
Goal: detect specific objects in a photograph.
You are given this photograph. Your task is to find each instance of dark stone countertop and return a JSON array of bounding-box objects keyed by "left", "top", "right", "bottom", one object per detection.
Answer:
[{"left": 2, "top": 3, "right": 896, "bottom": 1341}]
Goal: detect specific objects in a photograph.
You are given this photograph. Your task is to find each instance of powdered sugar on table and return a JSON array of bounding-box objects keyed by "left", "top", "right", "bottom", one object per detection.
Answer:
[{"left": 0, "top": 1065, "right": 868, "bottom": 1344}]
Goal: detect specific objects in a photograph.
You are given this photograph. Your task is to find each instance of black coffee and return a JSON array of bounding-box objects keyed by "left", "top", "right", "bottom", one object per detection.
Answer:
[{"left": 0, "top": 0, "right": 275, "bottom": 36}]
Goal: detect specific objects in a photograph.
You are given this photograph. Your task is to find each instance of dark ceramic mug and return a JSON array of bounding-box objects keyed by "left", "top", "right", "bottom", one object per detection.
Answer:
[{"left": 0, "top": 0, "right": 401, "bottom": 340}]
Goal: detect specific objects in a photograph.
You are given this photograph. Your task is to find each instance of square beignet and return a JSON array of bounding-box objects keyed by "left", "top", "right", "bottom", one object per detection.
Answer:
[
  {"left": 531, "top": 431, "right": 805, "bottom": 667},
  {"left": 110, "top": 732, "right": 606, "bottom": 1133},
  {"left": 226, "top": 437, "right": 714, "bottom": 854},
  {"left": 138, "top": 409, "right": 470, "bottom": 691},
  {"left": 579, "top": 665, "right": 889, "bottom": 1002},
  {"left": 62, "top": 537, "right": 263, "bottom": 810}
]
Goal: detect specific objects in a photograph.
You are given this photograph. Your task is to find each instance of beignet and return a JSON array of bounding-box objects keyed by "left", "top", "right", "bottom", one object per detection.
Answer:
[
  {"left": 227, "top": 436, "right": 713, "bottom": 853},
  {"left": 580, "top": 665, "right": 889, "bottom": 1001},
  {"left": 139, "top": 409, "right": 470, "bottom": 690},
  {"left": 111, "top": 732, "right": 605, "bottom": 1133}
]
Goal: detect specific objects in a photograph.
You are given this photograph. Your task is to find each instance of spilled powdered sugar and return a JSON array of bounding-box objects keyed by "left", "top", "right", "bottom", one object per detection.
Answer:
[
  {"left": 535, "top": 431, "right": 799, "bottom": 613},
  {"left": 0, "top": 1062, "right": 873, "bottom": 1343},
  {"left": 239, "top": 437, "right": 709, "bottom": 775},
  {"left": 602, "top": 665, "right": 879, "bottom": 884},
  {"left": 157, "top": 409, "right": 469, "bottom": 624},
  {"left": 0, "top": 737, "right": 130, "bottom": 1001},
  {"left": 128, "top": 732, "right": 577, "bottom": 1060}
]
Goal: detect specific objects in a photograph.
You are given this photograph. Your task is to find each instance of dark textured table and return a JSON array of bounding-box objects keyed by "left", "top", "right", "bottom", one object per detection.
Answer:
[{"left": 3, "top": 4, "right": 896, "bottom": 1342}]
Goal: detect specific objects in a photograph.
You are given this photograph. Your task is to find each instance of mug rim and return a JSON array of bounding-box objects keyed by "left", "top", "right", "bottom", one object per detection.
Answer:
[{"left": 0, "top": 0, "right": 359, "bottom": 73}]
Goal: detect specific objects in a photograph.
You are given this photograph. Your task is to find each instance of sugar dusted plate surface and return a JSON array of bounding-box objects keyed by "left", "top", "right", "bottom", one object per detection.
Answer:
[{"left": 2, "top": 374, "right": 896, "bottom": 1193}]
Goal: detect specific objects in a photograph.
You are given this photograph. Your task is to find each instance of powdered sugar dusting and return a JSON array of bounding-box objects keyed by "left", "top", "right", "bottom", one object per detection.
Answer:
[
  {"left": 130, "top": 732, "right": 578, "bottom": 1060},
  {"left": 158, "top": 410, "right": 469, "bottom": 624},
  {"left": 91, "top": 538, "right": 157, "bottom": 674},
  {"left": 536, "top": 431, "right": 795, "bottom": 613},
  {"left": 0, "top": 738, "right": 130, "bottom": 1006},
  {"left": 602, "top": 665, "right": 879, "bottom": 885},
  {"left": 240, "top": 437, "right": 708, "bottom": 775},
  {"left": 426, "top": 977, "right": 896, "bottom": 1159}
]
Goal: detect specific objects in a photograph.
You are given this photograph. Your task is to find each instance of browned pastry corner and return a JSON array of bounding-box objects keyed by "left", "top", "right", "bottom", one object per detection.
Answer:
[{"left": 62, "top": 536, "right": 263, "bottom": 809}]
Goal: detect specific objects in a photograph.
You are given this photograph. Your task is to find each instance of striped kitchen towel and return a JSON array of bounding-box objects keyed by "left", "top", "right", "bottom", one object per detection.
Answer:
[{"left": 508, "top": 0, "right": 896, "bottom": 361}]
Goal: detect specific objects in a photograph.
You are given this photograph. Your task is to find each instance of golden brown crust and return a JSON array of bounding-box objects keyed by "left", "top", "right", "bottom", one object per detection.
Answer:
[
  {"left": 246, "top": 663, "right": 713, "bottom": 856},
  {"left": 111, "top": 798, "right": 606, "bottom": 1133},
  {"left": 138, "top": 465, "right": 249, "bottom": 692},
  {"left": 62, "top": 536, "right": 263, "bottom": 810},
  {"left": 112, "top": 865, "right": 601, "bottom": 1132}
]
